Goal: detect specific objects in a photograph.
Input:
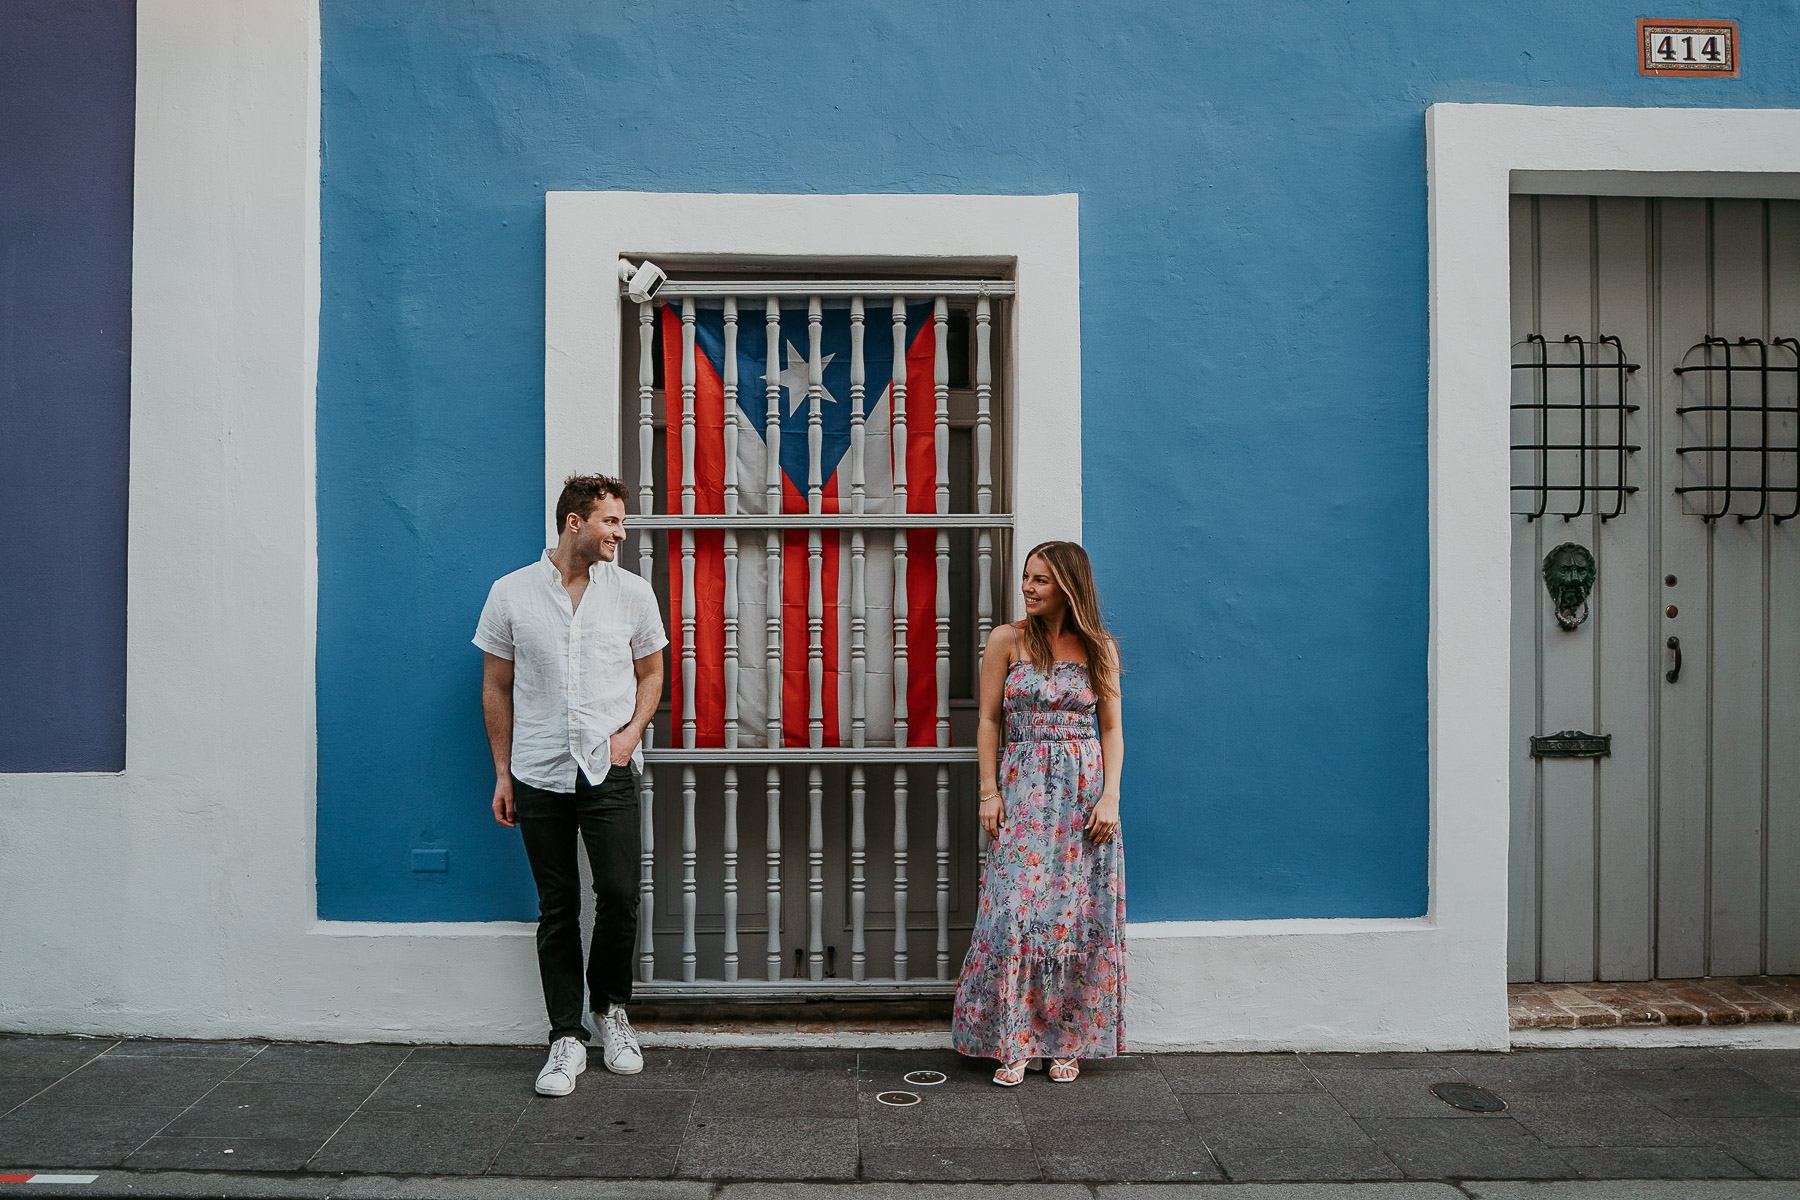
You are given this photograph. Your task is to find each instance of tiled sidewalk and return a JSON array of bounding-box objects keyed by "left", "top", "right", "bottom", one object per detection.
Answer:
[
  {"left": 1509, "top": 977, "right": 1800, "bottom": 1029},
  {"left": 1, "top": 1036, "right": 1797, "bottom": 1184}
]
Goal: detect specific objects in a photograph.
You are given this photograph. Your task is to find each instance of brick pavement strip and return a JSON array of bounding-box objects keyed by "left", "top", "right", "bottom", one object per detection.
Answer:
[
  {"left": 1508, "top": 977, "right": 1800, "bottom": 1029},
  {"left": 2, "top": 1036, "right": 1799, "bottom": 1186}
]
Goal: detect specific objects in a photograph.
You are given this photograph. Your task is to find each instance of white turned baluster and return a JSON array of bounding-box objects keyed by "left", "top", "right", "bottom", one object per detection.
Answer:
[
  {"left": 681, "top": 297, "right": 698, "bottom": 508},
  {"left": 766, "top": 299, "right": 783, "bottom": 512},
  {"left": 974, "top": 294, "right": 995, "bottom": 659},
  {"left": 639, "top": 301, "right": 657, "bottom": 513},
  {"left": 763, "top": 301, "right": 785, "bottom": 980},
  {"left": 891, "top": 297, "right": 910, "bottom": 748},
  {"left": 723, "top": 765, "right": 739, "bottom": 982},
  {"left": 935, "top": 582, "right": 951, "bottom": 747},
  {"left": 933, "top": 298, "right": 951, "bottom": 749},
  {"left": 723, "top": 297, "right": 739, "bottom": 514},
  {"left": 807, "top": 765, "right": 825, "bottom": 980},
  {"left": 765, "top": 766, "right": 782, "bottom": 980},
  {"left": 850, "top": 765, "right": 866, "bottom": 981},
  {"left": 892, "top": 765, "right": 909, "bottom": 981},
  {"left": 681, "top": 766, "right": 697, "bottom": 982},
  {"left": 849, "top": 297, "right": 867, "bottom": 750},
  {"left": 724, "top": 542, "right": 740, "bottom": 744},
  {"left": 806, "top": 297, "right": 824, "bottom": 751},
  {"left": 681, "top": 298, "right": 697, "bottom": 751},
  {"left": 933, "top": 297, "right": 950, "bottom": 514},
  {"left": 637, "top": 300, "right": 657, "bottom": 604},
  {"left": 765, "top": 298, "right": 783, "bottom": 750},
  {"left": 635, "top": 300, "right": 657, "bottom": 986},
  {"left": 722, "top": 300, "right": 742, "bottom": 984},
  {"left": 806, "top": 295, "right": 824, "bottom": 513},
  {"left": 638, "top": 766, "right": 656, "bottom": 982},
  {"left": 723, "top": 298, "right": 740, "bottom": 750},
  {"left": 935, "top": 765, "right": 951, "bottom": 980}
]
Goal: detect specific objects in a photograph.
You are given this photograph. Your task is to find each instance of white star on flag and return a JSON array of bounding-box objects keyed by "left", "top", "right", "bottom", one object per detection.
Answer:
[{"left": 764, "top": 340, "right": 837, "bottom": 417}]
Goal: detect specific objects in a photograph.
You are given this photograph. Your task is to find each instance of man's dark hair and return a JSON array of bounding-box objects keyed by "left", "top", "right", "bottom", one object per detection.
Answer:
[{"left": 555, "top": 473, "right": 630, "bottom": 528}]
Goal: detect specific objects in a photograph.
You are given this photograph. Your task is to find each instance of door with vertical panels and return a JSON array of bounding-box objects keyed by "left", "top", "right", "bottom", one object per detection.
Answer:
[{"left": 1509, "top": 195, "right": 1800, "bottom": 982}]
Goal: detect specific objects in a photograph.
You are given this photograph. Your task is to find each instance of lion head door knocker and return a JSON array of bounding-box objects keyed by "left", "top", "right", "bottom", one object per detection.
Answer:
[{"left": 1542, "top": 543, "right": 1596, "bottom": 630}]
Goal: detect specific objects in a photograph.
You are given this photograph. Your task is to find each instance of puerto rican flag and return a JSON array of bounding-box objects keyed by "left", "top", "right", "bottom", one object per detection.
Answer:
[{"left": 662, "top": 301, "right": 943, "bottom": 749}]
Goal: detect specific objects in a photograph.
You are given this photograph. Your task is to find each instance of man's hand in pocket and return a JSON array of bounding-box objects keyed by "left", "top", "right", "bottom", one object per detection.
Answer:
[{"left": 609, "top": 730, "right": 640, "bottom": 767}]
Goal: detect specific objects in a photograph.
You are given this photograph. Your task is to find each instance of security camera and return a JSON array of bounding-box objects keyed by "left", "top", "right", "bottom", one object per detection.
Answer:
[{"left": 618, "top": 258, "right": 667, "bottom": 304}]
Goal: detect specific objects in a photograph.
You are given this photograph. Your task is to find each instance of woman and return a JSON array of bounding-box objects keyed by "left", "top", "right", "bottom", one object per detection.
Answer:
[{"left": 952, "top": 540, "right": 1125, "bottom": 1085}]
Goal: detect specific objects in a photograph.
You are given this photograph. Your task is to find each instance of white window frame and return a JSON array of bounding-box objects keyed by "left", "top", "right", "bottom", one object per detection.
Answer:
[{"left": 544, "top": 191, "right": 1082, "bottom": 592}]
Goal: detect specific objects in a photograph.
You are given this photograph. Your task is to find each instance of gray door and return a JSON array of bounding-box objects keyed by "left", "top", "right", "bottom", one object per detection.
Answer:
[{"left": 1508, "top": 195, "right": 1800, "bottom": 982}]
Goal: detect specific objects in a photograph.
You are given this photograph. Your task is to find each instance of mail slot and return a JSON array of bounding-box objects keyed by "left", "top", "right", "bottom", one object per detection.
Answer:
[{"left": 1530, "top": 730, "right": 1612, "bottom": 759}]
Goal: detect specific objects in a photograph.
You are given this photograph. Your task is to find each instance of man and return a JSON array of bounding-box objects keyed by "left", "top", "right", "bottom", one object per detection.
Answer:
[{"left": 474, "top": 474, "right": 667, "bottom": 1096}]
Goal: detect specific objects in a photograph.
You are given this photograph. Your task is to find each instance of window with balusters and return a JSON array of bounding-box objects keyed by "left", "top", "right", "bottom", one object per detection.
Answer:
[{"left": 616, "top": 270, "right": 1013, "bottom": 997}]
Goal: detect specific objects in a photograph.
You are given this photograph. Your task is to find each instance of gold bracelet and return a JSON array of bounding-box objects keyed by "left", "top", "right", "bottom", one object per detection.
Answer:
[{"left": 980, "top": 790, "right": 1002, "bottom": 803}]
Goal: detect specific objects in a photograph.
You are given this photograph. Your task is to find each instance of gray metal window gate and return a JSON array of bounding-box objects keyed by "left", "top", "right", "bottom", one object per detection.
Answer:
[{"left": 619, "top": 275, "right": 1014, "bottom": 999}]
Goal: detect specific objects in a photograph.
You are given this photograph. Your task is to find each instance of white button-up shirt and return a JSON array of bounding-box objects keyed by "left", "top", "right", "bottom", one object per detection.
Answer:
[{"left": 474, "top": 552, "right": 668, "bottom": 790}]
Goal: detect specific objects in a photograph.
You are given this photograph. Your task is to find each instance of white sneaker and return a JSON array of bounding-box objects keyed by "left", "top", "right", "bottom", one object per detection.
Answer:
[
  {"left": 534, "top": 1035, "right": 587, "bottom": 1096},
  {"left": 598, "top": 1004, "right": 643, "bottom": 1075}
]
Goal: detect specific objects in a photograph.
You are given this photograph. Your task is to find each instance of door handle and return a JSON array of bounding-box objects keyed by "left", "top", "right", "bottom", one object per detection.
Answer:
[{"left": 1666, "top": 635, "right": 1682, "bottom": 684}]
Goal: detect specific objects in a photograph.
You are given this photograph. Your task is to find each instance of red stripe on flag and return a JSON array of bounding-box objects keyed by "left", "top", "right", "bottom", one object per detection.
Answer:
[
  {"left": 778, "top": 473, "right": 843, "bottom": 747},
  {"left": 0, "top": 1175, "right": 35, "bottom": 1183},
  {"left": 661, "top": 305, "right": 728, "bottom": 748},
  {"left": 780, "top": 479, "right": 807, "bottom": 745},
  {"left": 903, "top": 318, "right": 940, "bottom": 746}
]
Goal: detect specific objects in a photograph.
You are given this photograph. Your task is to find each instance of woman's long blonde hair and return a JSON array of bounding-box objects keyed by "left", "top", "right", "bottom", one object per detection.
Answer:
[{"left": 1019, "top": 540, "right": 1119, "bottom": 698}]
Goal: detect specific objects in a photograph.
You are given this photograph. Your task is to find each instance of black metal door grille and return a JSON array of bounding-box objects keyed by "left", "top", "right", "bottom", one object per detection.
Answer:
[
  {"left": 1511, "top": 334, "right": 1641, "bottom": 521},
  {"left": 1674, "top": 336, "right": 1800, "bottom": 523}
]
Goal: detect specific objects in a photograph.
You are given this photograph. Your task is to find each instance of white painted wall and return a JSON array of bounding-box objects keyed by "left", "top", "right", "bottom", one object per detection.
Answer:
[
  {"left": 0, "top": 0, "right": 544, "bottom": 1044},
  {"left": 12, "top": 12, "right": 1798, "bottom": 1050}
]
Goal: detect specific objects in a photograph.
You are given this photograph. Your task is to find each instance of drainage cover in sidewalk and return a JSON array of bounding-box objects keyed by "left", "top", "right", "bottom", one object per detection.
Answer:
[
  {"left": 1430, "top": 1082, "right": 1506, "bottom": 1112},
  {"left": 903, "top": 1070, "right": 947, "bottom": 1086},
  {"left": 876, "top": 1090, "right": 921, "bottom": 1106}
]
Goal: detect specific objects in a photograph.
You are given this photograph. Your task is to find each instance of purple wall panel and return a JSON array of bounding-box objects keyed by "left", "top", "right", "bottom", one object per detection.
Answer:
[{"left": 0, "top": 2, "right": 135, "bottom": 771}]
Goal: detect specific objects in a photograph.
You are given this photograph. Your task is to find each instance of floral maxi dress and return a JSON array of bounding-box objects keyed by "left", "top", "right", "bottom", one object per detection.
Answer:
[{"left": 952, "top": 656, "right": 1126, "bottom": 1061}]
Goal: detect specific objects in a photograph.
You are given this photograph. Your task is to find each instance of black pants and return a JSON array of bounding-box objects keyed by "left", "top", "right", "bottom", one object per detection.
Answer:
[{"left": 514, "top": 766, "right": 640, "bottom": 1043}]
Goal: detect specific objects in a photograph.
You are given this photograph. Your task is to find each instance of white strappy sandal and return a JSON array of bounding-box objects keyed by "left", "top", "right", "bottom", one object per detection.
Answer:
[{"left": 992, "top": 1058, "right": 1044, "bottom": 1086}]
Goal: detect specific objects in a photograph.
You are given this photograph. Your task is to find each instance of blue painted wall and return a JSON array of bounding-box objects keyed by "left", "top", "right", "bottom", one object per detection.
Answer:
[
  {"left": 0, "top": 1, "right": 134, "bottom": 773},
  {"left": 316, "top": 1, "right": 1800, "bottom": 921}
]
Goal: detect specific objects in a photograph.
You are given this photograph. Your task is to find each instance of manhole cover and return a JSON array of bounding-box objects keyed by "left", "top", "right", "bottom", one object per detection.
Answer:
[
  {"left": 903, "top": 1070, "right": 948, "bottom": 1087},
  {"left": 1430, "top": 1082, "right": 1506, "bottom": 1113},
  {"left": 875, "top": 1090, "right": 921, "bottom": 1107}
]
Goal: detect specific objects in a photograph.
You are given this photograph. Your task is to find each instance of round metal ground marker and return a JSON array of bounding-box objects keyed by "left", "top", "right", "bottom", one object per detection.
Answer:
[
  {"left": 1430, "top": 1082, "right": 1506, "bottom": 1113},
  {"left": 902, "top": 1070, "right": 948, "bottom": 1087},
  {"left": 876, "top": 1090, "right": 921, "bottom": 1107}
]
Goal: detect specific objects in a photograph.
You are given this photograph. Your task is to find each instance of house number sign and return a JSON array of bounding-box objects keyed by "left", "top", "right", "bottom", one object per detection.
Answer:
[{"left": 1639, "top": 19, "right": 1739, "bottom": 77}]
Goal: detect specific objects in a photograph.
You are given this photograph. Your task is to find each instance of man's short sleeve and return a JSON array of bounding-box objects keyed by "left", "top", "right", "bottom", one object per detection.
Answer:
[
  {"left": 630, "top": 585, "right": 669, "bottom": 658},
  {"left": 473, "top": 582, "right": 514, "bottom": 659}
]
